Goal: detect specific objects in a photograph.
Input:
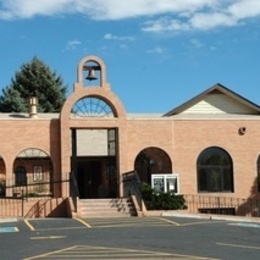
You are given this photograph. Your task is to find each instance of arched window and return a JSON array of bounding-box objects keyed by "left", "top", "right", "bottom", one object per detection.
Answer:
[
  {"left": 71, "top": 97, "right": 116, "bottom": 118},
  {"left": 15, "top": 166, "right": 27, "bottom": 186},
  {"left": 197, "top": 147, "right": 234, "bottom": 192},
  {"left": 257, "top": 156, "right": 260, "bottom": 192}
]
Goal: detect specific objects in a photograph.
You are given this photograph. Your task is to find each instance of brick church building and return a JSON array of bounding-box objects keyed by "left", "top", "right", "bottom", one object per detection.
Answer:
[{"left": 1, "top": 55, "right": 260, "bottom": 217}]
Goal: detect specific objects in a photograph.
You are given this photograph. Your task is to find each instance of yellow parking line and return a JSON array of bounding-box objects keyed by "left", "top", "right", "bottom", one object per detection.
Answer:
[
  {"left": 23, "top": 245, "right": 77, "bottom": 260},
  {"left": 30, "top": 235, "right": 66, "bottom": 240},
  {"left": 182, "top": 220, "right": 224, "bottom": 227},
  {"left": 24, "top": 219, "right": 35, "bottom": 231},
  {"left": 74, "top": 217, "right": 92, "bottom": 228},
  {"left": 24, "top": 244, "right": 218, "bottom": 260},
  {"left": 156, "top": 217, "right": 181, "bottom": 226},
  {"left": 217, "top": 242, "right": 260, "bottom": 251},
  {"left": 35, "top": 226, "right": 84, "bottom": 231},
  {"left": 87, "top": 223, "right": 171, "bottom": 228}
]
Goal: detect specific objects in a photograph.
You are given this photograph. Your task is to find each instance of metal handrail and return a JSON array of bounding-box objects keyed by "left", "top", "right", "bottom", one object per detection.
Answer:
[
  {"left": 122, "top": 171, "right": 143, "bottom": 210},
  {"left": 184, "top": 194, "right": 260, "bottom": 217}
]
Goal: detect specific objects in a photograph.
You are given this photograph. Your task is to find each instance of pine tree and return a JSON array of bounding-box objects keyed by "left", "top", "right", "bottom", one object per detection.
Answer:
[{"left": 0, "top": 57, "right": 67, "bottom": 112}]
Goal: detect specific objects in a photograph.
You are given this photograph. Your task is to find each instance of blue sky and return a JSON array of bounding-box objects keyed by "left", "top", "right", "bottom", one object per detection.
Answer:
[{"left": 0, "top": 0, "right": 260, "bottom": 113}]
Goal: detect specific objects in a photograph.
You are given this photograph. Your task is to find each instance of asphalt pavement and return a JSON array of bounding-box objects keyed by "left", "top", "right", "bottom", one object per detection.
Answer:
[{"left": 0, "top": 216, "right": 260, "bottom": 259}]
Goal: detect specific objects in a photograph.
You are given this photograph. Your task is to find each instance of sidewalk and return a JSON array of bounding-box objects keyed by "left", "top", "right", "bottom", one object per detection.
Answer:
[
  {"left": 162, "top": 211, "right": 260, "bottom": 223},
  {"left": 142, "top": 209, "right": 260, "bottom": 223}
]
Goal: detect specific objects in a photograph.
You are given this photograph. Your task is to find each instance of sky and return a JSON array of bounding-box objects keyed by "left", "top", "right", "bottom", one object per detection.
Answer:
[{"left": 0, "top": 0, "right": 260, "bottom": 113}]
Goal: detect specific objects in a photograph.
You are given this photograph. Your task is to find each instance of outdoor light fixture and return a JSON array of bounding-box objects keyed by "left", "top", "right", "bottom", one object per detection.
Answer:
[{"left": 238, "top": 127, "right": 246, "bottom": 135}]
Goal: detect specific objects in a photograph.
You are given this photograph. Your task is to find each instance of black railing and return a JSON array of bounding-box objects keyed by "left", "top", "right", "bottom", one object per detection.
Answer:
[
  {"left": 122, "top": 171, "right": 143, "bottom": 209},
  {"left": 0, "top": 174, "right": 71, "bottom": 217},
  {"left": 4, "top": 173, "right": 70, "bottom": 198},
  {"left": 184, "top": 194, "right": 260, "bottom": 217},
  {"left": 69, "top": 171, "right": 79, "bottom": 212}
]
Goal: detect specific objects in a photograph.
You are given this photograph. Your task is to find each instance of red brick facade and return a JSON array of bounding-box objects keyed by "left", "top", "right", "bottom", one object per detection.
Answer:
[{"left": 0, "top": 55, "right": 259, "bottom": 203}]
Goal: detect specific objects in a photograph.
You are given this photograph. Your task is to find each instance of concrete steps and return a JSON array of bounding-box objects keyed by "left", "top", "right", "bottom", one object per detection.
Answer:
[{"left": 77, "top": 198, "right": 137, "bottom": 218}]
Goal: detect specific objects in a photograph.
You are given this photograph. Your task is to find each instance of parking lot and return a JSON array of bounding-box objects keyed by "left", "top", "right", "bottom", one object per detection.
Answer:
[{"left": 1, "top": 216, "right": 260, "bottom": 259}]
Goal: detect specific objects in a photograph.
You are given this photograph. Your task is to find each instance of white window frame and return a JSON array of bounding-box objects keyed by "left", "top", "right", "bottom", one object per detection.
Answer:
[{"left": 151, "top": 173, "right": 179, "bottom": 194}]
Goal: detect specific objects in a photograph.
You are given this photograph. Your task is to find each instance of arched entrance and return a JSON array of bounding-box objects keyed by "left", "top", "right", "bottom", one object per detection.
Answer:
[
  {"left": 71, "top": 126, "right": 118, "bottom": 199},
  {"left": 134, "top": 147, "right": 172, "bottom": 184},
  {"left": 70, "top": 96, "right": 119, "bottom": 198}
]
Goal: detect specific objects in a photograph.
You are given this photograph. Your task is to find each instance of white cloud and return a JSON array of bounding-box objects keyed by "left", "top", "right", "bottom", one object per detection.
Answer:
[
  {"left": 142, "top": 17, "right": 191, "bottom": 32},
  {"left": 119, "top": 44, "right": 128, "bottom": 50},
  {"left": 147, "top": 47, "right": 165, "bottom": 54},
  {"left": 0, "top": 0, "right": 260, "bottom": 32},
  {"left": 189, "top": 39, "right": 204, "bottom": 48},
  {"left": 103, "top": 33, "right": 134, "bottom": 41},
  {"left": 142, "top": 0, "right": 260, "bottom": 32},
  {"left": 210, "top": 46, "right": 217, "bottom": 51},
  {"left": 0, "top": 0, "right": 218, "bottom": 20},
  {"left": 189, "top": 12, "right": 238, "bottom": 30},
  {"left": 0, "top": 0, "right": 73, "bottom": 19},
  {"left": 228, "top": 0, "right": 260, "bottom": 19},
  {"left": 65, "top": 39, "right": 82, "bottom": 50}
]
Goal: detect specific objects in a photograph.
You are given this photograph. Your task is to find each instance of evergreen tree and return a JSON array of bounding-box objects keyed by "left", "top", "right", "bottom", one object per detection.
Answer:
[{"left": 0, "top": 57, "right": 67, "bottom": 112}]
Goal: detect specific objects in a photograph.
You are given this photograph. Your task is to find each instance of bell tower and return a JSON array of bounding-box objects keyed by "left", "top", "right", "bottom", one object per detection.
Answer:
[
  {"left": 60, "top": 55, "right": 127, "bottom": 199},
  {"left": 74, "top": 55, "right": 110, "bottom": 91}
]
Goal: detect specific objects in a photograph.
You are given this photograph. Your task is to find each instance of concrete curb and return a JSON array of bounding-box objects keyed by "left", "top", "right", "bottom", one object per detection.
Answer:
[
  {"left": 161, "top": 211, "right": 260, "bottom": 223},
  {"left": 0, "top": 218, "right": 18, "bottom": 223}
]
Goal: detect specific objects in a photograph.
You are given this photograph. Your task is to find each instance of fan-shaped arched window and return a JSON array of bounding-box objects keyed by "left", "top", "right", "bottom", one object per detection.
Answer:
[
  {"left": 197, "top": 147, "right": 234, "bottom": 192},
  {"left": 71, "top": 97, "right": 116, "bottom": 118},
  {"left": 15, "top": 166, "right": 27, "bottom": 186}
]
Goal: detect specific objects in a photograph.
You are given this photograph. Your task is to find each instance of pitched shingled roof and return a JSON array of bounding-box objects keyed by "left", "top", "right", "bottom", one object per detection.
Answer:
[{"left": 163, "top": 83, "right": 260, "bottom": 116}]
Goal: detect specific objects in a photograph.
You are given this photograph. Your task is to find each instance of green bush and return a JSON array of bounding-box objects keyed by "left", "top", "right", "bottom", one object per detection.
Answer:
[{"left": 141, "top": 182, "right": 187, "bottom": 210}]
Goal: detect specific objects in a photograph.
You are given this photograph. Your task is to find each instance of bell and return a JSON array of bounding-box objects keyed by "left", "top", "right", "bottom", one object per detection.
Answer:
[{"left": 86, "top": 68, "right": 97, "bottom": 81}]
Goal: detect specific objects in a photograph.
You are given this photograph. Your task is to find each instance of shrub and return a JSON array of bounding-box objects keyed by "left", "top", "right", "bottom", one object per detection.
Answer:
[{"left": 141, "top": 182, "right": 187, "bottom": 210}]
